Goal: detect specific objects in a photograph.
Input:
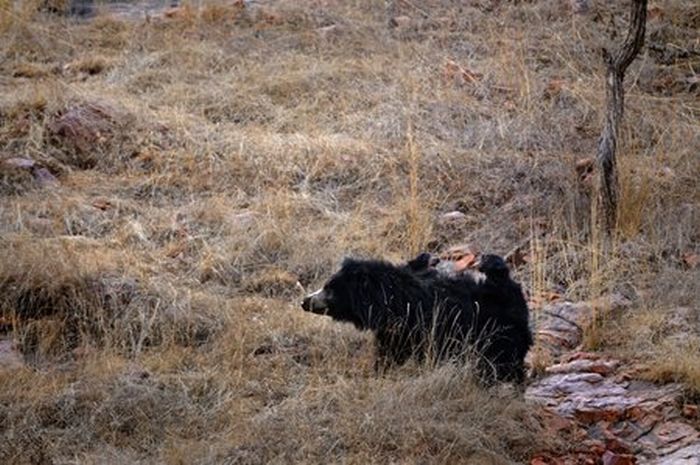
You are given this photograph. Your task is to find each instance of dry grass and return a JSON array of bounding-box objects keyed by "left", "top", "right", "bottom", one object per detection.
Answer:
[{"left": 0, "top": 0, "right": 698, "bottom": 463}]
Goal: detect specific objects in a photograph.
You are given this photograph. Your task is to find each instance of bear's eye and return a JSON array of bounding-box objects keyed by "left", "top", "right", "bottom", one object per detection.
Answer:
[{"left": 322, "top": 286, "right": 334, "bottom": 301}]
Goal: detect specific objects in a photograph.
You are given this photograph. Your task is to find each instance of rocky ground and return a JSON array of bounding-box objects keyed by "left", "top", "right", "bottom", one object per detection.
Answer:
[
  {"left": 423, "top": 245, "right": 700, "bottom": 464},
  {"left": 528, "top": 299, "right": 700, "bottom": 464}
]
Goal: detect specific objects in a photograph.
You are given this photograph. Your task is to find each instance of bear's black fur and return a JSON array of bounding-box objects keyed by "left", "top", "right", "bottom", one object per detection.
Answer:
[
  {"left": 302, "top": 254, "right": 532, "bottom": 383},
  {"left": 471, "top": 254, "right": 532, "bottom": 383}
]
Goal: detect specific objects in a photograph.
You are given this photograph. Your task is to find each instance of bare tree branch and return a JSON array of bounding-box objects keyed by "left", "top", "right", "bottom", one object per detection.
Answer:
[{"left": 596, "top": 0, "right": 647, "bottom": 235}]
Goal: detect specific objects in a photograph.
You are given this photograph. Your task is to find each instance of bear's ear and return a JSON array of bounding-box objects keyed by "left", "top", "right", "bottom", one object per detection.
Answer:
[
  {"left": 478, "top": 254, "right": 509, "bottom": 278},
  {"left": 341, "top": 256, "right": 360, "bottom": 270},
  {"left": 407, "top": 252, "right": 434, "bottom": 271}
]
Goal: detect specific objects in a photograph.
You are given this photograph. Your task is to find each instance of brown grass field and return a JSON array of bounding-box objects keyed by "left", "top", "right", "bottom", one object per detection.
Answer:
[{"left": 0, "top": 0, "right": 698, "bottom": 463}]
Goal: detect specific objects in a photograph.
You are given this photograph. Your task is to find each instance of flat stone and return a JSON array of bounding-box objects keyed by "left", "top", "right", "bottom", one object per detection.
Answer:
[
  {"left": 4, "top": 157, "right": 36, "bottom": 169},
  {"left": 647, "top": 442, "right": 700, "bottom": 464},
  {"left": 33, "top": 167, "right": 59, "bottom": 186},
  {"left": 546, "top": 359, "right": 620, "bottom": 376}
]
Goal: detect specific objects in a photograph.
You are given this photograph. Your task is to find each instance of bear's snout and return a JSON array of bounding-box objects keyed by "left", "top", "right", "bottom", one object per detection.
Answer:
[
  {"left": 302, "top": 288, "right": 328, "bottom": 314},
  {"left": 301, "top": 295, "right": 312, "bottom": 311}
]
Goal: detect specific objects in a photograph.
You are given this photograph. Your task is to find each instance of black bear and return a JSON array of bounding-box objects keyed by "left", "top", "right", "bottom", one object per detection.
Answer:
[{"left": 301, "top": 254, "right": 532, "bottom": 383}]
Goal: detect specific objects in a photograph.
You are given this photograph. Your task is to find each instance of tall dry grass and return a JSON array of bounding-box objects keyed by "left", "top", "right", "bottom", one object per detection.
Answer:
[{"left": 0, "top": 0, "right": 698, "bottom": 463}]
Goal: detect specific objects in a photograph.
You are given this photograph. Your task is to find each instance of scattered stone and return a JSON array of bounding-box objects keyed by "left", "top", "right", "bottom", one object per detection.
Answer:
[
  {"left": 91, "top": 197, "right": 114, "bottom": 211},
  {"left": 438, "top": 210, "right": 466, "bottom": 224},
  {"left": 602, "top": 451, "right": 635, "bottom": 465},
  {"left": 682, "top": 252, "right": 699, "bottom": 269},
  {"left": 576, "top": 157, "right": 595, "bottom": 184},
  {"left": 650, "top": 443, "right": 700, "bottom": 464},
  {"left": 47, "top": 101, "right": 126, "bottom": 169},
  {"left": 126, "top": 220, "right": 149, "bottom": 244},
  {"left": 228, "top": 210, "right": 258, "bottom": 229},
  {"left": 316, "top": 24, "right": 343, "bottom": 40},
  {"left": 570, "top": 0, "right": 590, "bottom": 14},
  {"left": 4, "top": 157, "right": 36, "bottom": 169},
  {"left": 2, "top": 157, "right": 59, "bottom": 188},
  {"left": 647, "top": 4, "right": 665, "bottom": 21},
  {"left": 544, "top": 78, "right": 567, "bottom": 99},
  {"left": 443, "top": 59, "right": 482, "bottom": 86},
  {"left": 33, "top": 167, "right": 59, "bottom": 186},
  {"left": 545, "top": 358, "right": 620, "bottom": 376},
  {"left": 0, "top": 337, "right": 23, "bottom": 370},
  {"left": 388, "top": 15, "right": 411, "bottom": 29},
  {"left": 682, "top": 404, "right": 698, "bottom": 419}
]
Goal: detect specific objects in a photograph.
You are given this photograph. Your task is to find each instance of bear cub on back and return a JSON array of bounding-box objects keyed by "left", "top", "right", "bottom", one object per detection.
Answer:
[{"left": 302, "top": 254, "right": 532, "bottom": 383}]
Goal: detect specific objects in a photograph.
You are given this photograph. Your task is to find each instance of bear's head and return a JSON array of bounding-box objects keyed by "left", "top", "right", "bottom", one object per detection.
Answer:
[{"left": 301, "top": 257, "right": 428, "bottom": 330}]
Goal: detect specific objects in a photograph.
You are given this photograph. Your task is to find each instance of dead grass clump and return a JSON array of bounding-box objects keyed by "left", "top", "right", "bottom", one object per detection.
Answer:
[
  {"left": 0, "top": 86, "right": 50, "bottom": 132},
  {"left": 0, "top": 158, "right": 39, "bottom": 195},
  {"left": 64, "top": 54, "right": 112, "bottom": 76},
  {"left": 242, "top": 267, "right": 301, "bottom": 298},
  {"left": 634, "top": 306, "right": 700, "bottom": 396},
  {"left": 199, "top": 1, "right": 247, "bottom": 25},
  {"left": 642, "top": 347, "right": 700, "bottom": 397},
  {"left": 11, "top": 61, "right": 50, "bottom": 78},
  {"left": 47, "top": 101, "right": 134, "bottom": 169},
  {"left": 0, "top": 237, "right": 224, "bottom": 358},
  {"left": 0, "top": 363, "right": 222, "bottom": 463},
  {"left": 83, "top": 16, "right": 130, "bottom": 49},
  {"left": 228, "top": 365, "right": 547, "bottom": 464}
]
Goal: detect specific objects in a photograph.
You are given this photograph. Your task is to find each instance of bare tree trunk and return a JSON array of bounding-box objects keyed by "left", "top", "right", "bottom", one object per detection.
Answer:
[
  {"left": 596, "top": 0, "right": 647, "bottom": 235},
  {"left": 385, "top": 0, "right": 398, "bottom": 28}
]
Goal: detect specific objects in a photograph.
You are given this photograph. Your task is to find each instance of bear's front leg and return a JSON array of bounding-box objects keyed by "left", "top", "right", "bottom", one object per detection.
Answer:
[{"left": 374, "top": 327, "right": 412, "bottom": 375}]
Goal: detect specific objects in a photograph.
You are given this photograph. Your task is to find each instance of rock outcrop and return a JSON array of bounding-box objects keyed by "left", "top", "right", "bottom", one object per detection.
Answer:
[{"left": 527, "top": 299, "right": 700, "bottom": 464}]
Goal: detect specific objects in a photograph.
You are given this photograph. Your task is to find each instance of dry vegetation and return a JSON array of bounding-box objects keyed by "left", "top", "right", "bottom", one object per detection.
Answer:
[{"left": 0, "top": 0, "right": 698, "bottom": 463}]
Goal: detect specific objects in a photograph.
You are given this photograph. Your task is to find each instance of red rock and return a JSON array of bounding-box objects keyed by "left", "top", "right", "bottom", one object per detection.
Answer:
[
  {"left": 546, "top": 358, "right": 619, "bottom": 376},
  {"left": 605, "top": 437, "right": 633, "bottom": 454},
  {"left": 682, "top": 252, "right": 700, "bottom": 269},
  {"left": 682, "top": 404, "right": 698, "bottom": 419},
  {"left": 601, "top": 450, "right": 635, "bottom": 465},
  {"left": 536, "top": 328, "right": 581, "bottom": 349},
  {"left": 647, "top": 4, "right": 664, "bottom": 20},
  {"left": 526, "top": 292, "right": 698, "bottom": 463},
  {"left": 47, "top": 102, "right": 123, "bottom": 167},
  {"left": 575, "top": 407, "right": 625, "bottom": 424}
]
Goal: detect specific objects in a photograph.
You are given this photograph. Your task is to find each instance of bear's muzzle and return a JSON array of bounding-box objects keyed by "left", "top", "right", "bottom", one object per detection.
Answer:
[{"left": 301, "top": 288, "right": 329, "bottom": 314}]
